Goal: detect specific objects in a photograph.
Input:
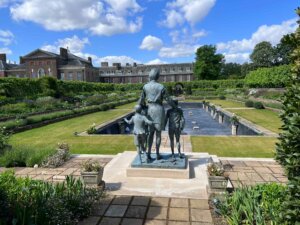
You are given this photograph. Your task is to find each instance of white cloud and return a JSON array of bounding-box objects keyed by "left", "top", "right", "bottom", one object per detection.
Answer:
[
  {"left": 159, "top": 44, "right": 199, "bottom": 58},
  {"left": 140, "top": 35, "right": 163, "bottom": 50},
  {"left": 192, "top": 30, "right": 207, "bottom": 38},
  {"left": 0, "top": 30, "right": 14, "bottom": 46},
  {"left": 146, "top": 58, "right": 168, "bottom": 65},
  {"left": 42, "top": 35, "right": 89, "bottom": 55},
  {"left": 99, "top": 55, "right": 141, "bottom": 66},
  {"left": 223, "top": 53, "right": 250, "bottom": 64},
  {"left": 0, "top": 0, "right": 19, "bottom": 8},
  {"left": 217, "top": 18, "right": 297, "bottom": 63},
  {"left": 10, "top": 0, "right": 143, "bottom": 36},
  {"left": 0, "top": 47, "right": 12, "bottom": 54},
  {"left": 161, "top": 0, "right": 216, "bottom": 28}
]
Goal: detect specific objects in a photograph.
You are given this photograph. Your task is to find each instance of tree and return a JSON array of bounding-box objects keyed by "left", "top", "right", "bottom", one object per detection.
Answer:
[
  {"left": 194, "top": 45, "right": 224, "bottom": 80},
  {"left": 220, "top": 63, "right": 242, "bottom": 79},
  {"left": 275, "top": 8, "right": 300, "bottom": 224},
  {"left": 274, "top": 33, "right": 297, "bottom": 65},
  {"left": 241, "top": 62, "right": 257, "bottom": 77},
  {"left": 250, "top": 41, "right": 274, "bottom": 67}
]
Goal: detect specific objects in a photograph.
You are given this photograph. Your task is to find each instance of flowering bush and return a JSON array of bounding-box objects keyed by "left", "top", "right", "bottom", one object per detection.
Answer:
[
  {"left": 42, "top": 143, "right": 70, "bottom": 168},
  {"left": 87, "top": 123, "right": 97, "bottom": 134},
  {"left": 81, "top": 160, "right": 102, "bottom": 172},
  {"left": 207, "top": 163, "right": 224, "bottom": 176}
]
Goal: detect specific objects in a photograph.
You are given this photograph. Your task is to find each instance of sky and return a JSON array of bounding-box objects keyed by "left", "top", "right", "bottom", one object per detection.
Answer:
[{"left": 0, "top": 0, "right": 298, "bottom": 66}]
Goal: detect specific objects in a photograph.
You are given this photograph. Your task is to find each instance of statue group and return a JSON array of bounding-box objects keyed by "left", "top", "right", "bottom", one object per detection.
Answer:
[{"left": 124, "top": 68, "right": 185, "bottom": 163}]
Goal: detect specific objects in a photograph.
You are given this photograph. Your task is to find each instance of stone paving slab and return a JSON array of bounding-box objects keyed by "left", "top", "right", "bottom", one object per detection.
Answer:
[
  {"left": 221, "top": 159, "right": 287, "bottom": 188},
  {"left": 79, "top": 195, "right": 212, "bottom": 225}
]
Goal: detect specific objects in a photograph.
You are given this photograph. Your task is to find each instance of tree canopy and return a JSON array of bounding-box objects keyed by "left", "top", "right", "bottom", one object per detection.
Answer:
[
  {"left": 250, "top": 41, "right": 274, "bottom": 67},
  {"left": 194, "top": 45, "right": 224, "bottom": 80}
]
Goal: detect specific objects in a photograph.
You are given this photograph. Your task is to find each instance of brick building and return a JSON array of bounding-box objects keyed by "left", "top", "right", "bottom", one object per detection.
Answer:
[
  {"left": 99, "top": 62, "right": 194, "bottom": 83},
  {"left": 0, "top": 48, "right": 98, "bottom": 82}
]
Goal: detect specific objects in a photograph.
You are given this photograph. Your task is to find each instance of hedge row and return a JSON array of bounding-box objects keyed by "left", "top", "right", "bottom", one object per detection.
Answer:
[
  {"left": 0, "top": 97, "right": 137, "bottom": 132},
  {"left": 245, "top": 65, "right": 291, "bottom": 88}
]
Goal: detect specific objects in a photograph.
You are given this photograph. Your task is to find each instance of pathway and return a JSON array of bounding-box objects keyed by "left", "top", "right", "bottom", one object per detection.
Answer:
[
  {"left": 78, "top": 195, "right": 213, "bottom": 225},
  {"left": 220, "top": 158, "right": 287, "bottom": 187}
]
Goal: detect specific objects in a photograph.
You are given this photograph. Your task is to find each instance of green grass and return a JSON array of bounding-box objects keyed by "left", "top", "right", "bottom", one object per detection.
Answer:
[
  {"left": 209, "top": 99, "right": 245, "bottom": 108},
  {"left": 191, "top": 136, "right": 277, "bottom": 158},
  {"left": 10, "top": 103, "right": 136, "bottom": 155},
  {"left": 229, "top": 109, "right": 281, "bottom": 133}
]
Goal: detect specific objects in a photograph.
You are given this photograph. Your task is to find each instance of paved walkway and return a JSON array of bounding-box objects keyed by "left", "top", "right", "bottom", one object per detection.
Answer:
[
  {"left": 221, "top": 159, "right": 287, "bottom": 187},
  {"left": 79, "top": 195, "right": 213, "bottom": 225}
]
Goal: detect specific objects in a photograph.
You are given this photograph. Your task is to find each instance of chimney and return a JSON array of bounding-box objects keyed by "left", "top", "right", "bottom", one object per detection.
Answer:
[
  {"left": 60, "top": 47, "right": 68, "bottom": 59},
  {"left": 20, "top": 56, "right": 24, "bottom": 64},
  {"left": 133, "top": 62, "right": 137, "bottom": 67},
  {"left": 88, "top": 57, "right": 92, "bottom": 64},
  {"left": 0, "top": 54, "right": 6, "bottom": 63}
]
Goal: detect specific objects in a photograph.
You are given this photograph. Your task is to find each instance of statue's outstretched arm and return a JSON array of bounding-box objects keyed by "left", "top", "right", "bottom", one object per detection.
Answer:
[{"left": 124, "top": 117, "right": 133, "bottom": 124}]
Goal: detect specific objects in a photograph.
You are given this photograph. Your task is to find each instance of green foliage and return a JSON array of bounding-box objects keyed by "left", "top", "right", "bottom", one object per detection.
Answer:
[
  {"left": 87, "top": 123, "right": 97, "bottom": 134},
  {"left": 194, "top": 45, "right": 224, "bottom": 80},
  {"left": 0, "top": 145, "right": 56, "bottom": 167},
  {"left": 245, "top": 65, "right": 292, "bottom": 88},
  {"left": 0, "top": 171, "right": 102, "bottom": 225},
  {"left": 81, "top": 160, "right": 103, "bottom": 172},
  {"left": 0, "top": 126, "right": 10, "bottom": 153},
  {"left": 250, "top": 41, "right": 275, "bottom": 67},
  {"left": 253, "top": 101, "right": 264, "bottom": 109},
  {"left": 275, "top": 8, "right": 300, "bottom": 225},
  {"left": 245, "top": 100, "right": 254, "bottom": 107},
  {"left": 220, "top": 63, "right": 242, "bottom": 79},
  {"left": 218, "top": 183, "right": 287, "bottom": 225},
  {"left": 274, "top": 33, "right": 297, "bottom": 65}
]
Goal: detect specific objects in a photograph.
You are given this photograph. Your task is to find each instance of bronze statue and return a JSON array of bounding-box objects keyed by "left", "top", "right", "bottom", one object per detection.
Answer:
[
  {"left": 124, "top": 105, "right": 153, "bottom": 163},
  {"left": 139, "top": 68, "right": 174, "bottom": 161},
  {"left": 165, "top": 99, "right": 185, "bottom": 159}
]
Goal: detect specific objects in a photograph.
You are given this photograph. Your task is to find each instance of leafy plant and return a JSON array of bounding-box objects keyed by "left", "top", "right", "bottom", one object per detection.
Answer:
[
  {"left": 230, "top": 114, "right": 239, "bottom": 125},
  {"left": 245, "top": 100, "right": 254, "bottom": 107},
  {"left": 207, "top": 163, "right": 224, "bottom": 176},
  {"left": 87, "top": 123, "right": 97, "bottom": 134},
  {"left": 217, "top": 183, "right": 287, "bottom": 225},
  {"left": 253, "top": 101, "right": 264, "bottom": 109},
  {"left": 0, "top": 126, "right": 10, "bottom": 153},
  {"left": 275, "top": 7, "right": 300, "bottom": 225},
  {"left": 81, "top": 160, "right": 102, "bottom": 172}
]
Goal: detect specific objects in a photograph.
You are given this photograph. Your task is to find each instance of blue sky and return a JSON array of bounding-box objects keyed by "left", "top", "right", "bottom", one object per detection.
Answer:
[{"left": 0, "top": 0, "right": 298, "bottom": 66}]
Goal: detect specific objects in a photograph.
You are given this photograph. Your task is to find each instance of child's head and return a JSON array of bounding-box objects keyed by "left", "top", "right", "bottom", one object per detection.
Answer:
[
  {"left": 134, "top": 105, "right": 142, "bottom": 113},
  {"left": 172, "top": 99, "right": 178, "bottom": 108}
]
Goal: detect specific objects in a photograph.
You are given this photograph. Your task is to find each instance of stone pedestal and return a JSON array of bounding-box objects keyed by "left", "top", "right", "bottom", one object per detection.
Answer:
[
  {"left": 218, "top": 114, "right": 224, "bottom": 124},
  {"left": 127, "top": 153, "right": 190, "bottom": 179},
  {"left": 232, "top": 125, "right": 238, "bottom": 136}
]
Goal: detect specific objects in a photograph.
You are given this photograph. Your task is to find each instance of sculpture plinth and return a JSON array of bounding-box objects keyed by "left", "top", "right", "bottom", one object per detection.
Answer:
[
  {"left": 131, "top": 153, "right": 187, "bottom": 169},
  {"left": 127, "top": 153, "right": 190, "bottom": 179}
]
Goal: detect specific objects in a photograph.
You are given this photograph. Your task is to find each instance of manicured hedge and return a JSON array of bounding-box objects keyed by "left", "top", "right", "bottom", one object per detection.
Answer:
[{"left": 245, "top": 65, "right": 291, "bottom": 88}]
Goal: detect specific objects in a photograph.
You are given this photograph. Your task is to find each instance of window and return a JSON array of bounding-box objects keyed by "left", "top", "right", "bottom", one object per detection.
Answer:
[
  {"left": 37, "top": 68, "right": 45, "bottom": 78},
  {"left": 77, "top": 72, "right": 82, "bottom": 81},
  {"left": 68, "top": 72, "right": 73, "bottom": 80},
  {"left": 60, "top": 73, "right": 65, "bottom": 80}
]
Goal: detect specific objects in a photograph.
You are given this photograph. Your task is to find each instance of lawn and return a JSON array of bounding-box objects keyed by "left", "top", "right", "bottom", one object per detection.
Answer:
[
  {"left": 209, "top": 99, "right": 245, "bottom": 108},
  {"left": 229, "top": 109, "right": 281, "bottom": 133},
  {"left": 10, "top": 103, "right": 136, "bottom": 155},
  {"left": 191, "top": 136, "right": 277, "bottom": 158}
]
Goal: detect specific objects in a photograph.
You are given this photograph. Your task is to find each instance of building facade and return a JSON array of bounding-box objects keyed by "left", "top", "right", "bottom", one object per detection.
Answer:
[
  {"left": 0, "top": 48, "right": 98, "bottom": 82},
  {"left": 99, "top": 62, "right": 194, "bottom": 83}
]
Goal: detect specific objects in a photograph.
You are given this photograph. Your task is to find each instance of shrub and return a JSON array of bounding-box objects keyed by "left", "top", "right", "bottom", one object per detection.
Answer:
[
  {"left": 87, "top": 123, "right": 97, "bottom": 134},
  {"left": 275, "top": 8, "right": 300, "bottom": 224},
  {"left": 217, "top": 183, "right": 286, "bottom": 225},
  {"left": 245, "top": 65, "right": 292, "bottom": 88},
  {"left": 42, "top": 143, "right": 70, "bottom": 168},
  {"left": 0, "top": 171, "right": 102, "bottom": 225},
  {"left": 245, "top": 100, "right": 254, "bottom": 107},
  {"left": 219, "top": 95, "right": 226, "bottom": 100},
  {"left": 253, "top": 101, "right": 264, "bottom": 109},
  {"left": 0, "top": 145, "right": 56, "bottom": 167},
  {"left": 0, "top": 126, "right": 10, "bottom": 153}
]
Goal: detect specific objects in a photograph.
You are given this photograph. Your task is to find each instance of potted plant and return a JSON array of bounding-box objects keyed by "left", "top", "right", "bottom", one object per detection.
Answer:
[
  {"left": 207, "top": 163, "right": 228, "bottom": 191},
  {"left": 87, "top": 123, "right": 97, "bottom": 134},
  {"left": 81, "top": 160, "right": 104, "bottom": 185},
  {"left": 230, "top": 114, "right": 239, "bottom": 135}
]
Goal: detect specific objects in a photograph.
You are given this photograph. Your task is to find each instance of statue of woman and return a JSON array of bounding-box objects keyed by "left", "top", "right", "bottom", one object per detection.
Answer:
[{"left": 139, "top": 68, "right": 174, "bottom": 161}]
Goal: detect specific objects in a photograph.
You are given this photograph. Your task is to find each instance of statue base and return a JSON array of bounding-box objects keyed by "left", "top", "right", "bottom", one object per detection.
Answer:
[
  {"left": 131, "top": 153, "right": 187, "bottom": 169},
  {"left": 127, "top": 153, "right": 190, "bottom": 179}
]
